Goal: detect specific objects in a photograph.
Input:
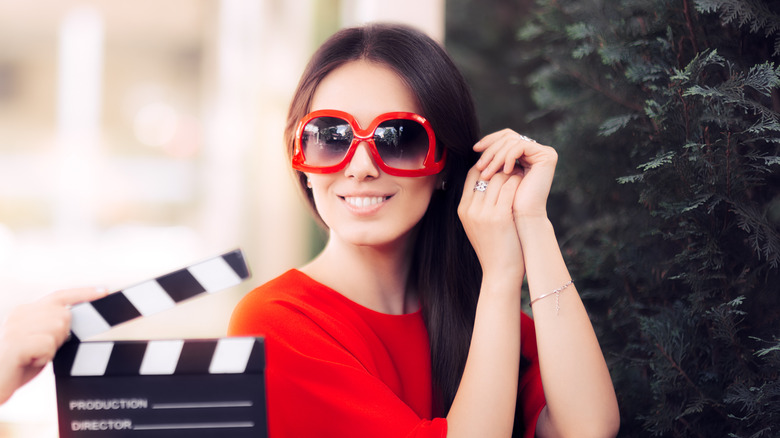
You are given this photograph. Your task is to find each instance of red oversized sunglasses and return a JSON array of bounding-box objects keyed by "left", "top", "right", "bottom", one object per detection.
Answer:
[{"left": 292, "top": 109, "right": 446, "bottom": 177}]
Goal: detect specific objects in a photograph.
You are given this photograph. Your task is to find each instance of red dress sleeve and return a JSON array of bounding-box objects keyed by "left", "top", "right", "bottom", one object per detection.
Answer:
[
  {"left": 228, "top": 272, "right": 447, "bottom": 438},
  {"left": 518, "top": 313, "right": 546, "bottom": 438}
]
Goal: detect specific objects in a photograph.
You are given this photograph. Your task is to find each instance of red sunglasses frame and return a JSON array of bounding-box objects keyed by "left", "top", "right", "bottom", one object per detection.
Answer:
[{"left": 292, "top": 109, "right": 446, "bottom": 177}]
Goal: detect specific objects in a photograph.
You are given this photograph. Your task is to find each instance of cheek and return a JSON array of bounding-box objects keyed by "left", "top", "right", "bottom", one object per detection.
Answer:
[
  {"left": 406, "top": 178, "right": 438, "bottom": 215},
  {"left": 305, "top": 176, "right": 334, "bottom": 223},
  {"left": 309, "top": 186, "right": 331, "bottom": 217}
]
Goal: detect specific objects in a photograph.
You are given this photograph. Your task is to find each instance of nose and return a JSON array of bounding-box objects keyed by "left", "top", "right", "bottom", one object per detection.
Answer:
[{"left": 344, "top": 141, "right": 380, "bottom": 180}]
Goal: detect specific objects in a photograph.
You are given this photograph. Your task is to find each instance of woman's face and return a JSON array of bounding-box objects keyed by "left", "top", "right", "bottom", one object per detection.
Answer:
[{"left": 306, "top": 60, "right": 439, "bottom": 249}]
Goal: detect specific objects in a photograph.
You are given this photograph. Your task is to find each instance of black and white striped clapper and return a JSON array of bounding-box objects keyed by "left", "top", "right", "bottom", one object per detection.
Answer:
[
  {"left": 68, "top": 249, "right": 250, "bottom": 342},
  {"left": 53, "top": 249, "right": 268, "bottom": 438}
]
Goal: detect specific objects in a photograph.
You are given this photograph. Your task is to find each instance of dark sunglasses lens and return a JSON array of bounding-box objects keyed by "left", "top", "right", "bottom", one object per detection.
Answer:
[
  {"left": 374, "top": 120, "right": 430, "bottom": 170},
  {"left": 301, "top": 117, "right": 354, "bottom": 166}
]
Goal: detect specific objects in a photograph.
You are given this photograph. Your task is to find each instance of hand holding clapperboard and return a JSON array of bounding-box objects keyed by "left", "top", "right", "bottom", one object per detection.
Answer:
[{"left": 52, "top": 249, "right": 268, "bottom": 437}]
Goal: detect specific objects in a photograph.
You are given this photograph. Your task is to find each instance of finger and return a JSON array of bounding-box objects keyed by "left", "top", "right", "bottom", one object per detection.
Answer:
[
  {"left": 479, "top": 147, "right": 508, "bottom": 179},
  {"left": 473, "top": 128, "right": 514, "bottom": 152},
  {"left": 480, "top": 172, "right": 511, "bottom": 206},
  {"left": 516, "top": 141, "right": 558, "bottom": 167},
  {"left": 497, "top": 174, "right": 522, "bottom": 210},
  {"left": 474, "top": 130, "right": 517, "bottom": 172},
  {"left": 460, "top": 167, "right": 484, "bottom": 206},
  {"left": 465, "top": 166, "right": 485, "bottom": 191},
  {"left": 8, "top": 304, "right": 72, "bottom": 346},
  {"left": 475, "top": 144, "right": 498, "bottom": 172},
  {"left": 472, "top": 132, "right": 494, "bottom": 153},
  {"left": 51, "top": 309, "right": 72, "bottom": 347},
  {"left": 504, "top": 157, "right": 523, "bottom": 175},
  {"left": 480, "top": 137, "right": 522, "bottom": 179},
  {"left": 488, "top": 138, "right": 557, "bottom": 180},
  {"left": 46, "top": 287, "right": 109, "bottom": 307},
  {"left": 478, "top": 130, "right": 538, "bottom": 178}
]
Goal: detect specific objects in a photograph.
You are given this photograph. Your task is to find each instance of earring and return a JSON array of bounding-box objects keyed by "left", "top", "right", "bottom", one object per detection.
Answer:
[
  {"left": 440, "top": 179, "right": 447, "bottom": 191},
  {"left": 306, "top": 177, "right": 313, "bottom": 189}
]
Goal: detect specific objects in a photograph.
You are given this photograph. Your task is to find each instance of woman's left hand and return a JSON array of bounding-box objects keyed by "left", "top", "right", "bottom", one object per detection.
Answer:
[{"left": 474, "top": 129, "right": 558, "bottom": 221}]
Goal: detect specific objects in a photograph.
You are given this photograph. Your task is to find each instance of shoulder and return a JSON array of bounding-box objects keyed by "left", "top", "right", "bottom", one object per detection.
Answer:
[
  {"left": 229, "top": 270, "right": 321, "bottom": 335},
  {"left": 232, "top": 269, "right": 298, "bottom": 309},
  {"left": 228, "top": 269, "right": 361, "bottom": 339},
  {"left": 228, "top": 270, "right": 381, "bottom": 372},
  {"left": 234, "top": 269, "right": 312, "bottom": 306}
]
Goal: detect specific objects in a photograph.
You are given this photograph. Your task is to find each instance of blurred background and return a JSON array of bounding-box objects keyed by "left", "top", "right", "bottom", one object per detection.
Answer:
[{"left": 0, "top": 0, "right": 443, "bottom": 435}]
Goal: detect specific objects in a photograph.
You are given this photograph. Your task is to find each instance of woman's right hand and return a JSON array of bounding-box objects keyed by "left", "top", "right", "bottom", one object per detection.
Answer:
[
  {"left": 458, "top": 165, "right": 524, "bottom": 284},
  {"left": 0, "top": 287, "right": 107, "bottom": 404}
]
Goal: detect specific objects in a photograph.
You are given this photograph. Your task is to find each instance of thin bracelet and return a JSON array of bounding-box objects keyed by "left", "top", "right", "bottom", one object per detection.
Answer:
[{"left": 529, "top": 280, "right": 573, "bottom": 315}]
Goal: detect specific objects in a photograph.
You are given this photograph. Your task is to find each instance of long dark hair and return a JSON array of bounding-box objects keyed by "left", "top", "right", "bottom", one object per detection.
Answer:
[{"left": 284, "top": 23, "right": 482, "bottom": 416}]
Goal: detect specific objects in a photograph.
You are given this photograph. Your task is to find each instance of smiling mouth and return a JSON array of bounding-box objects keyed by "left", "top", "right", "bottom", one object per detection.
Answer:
[{"left": 341, "top": 196, "right": 391, "bottom": 208}]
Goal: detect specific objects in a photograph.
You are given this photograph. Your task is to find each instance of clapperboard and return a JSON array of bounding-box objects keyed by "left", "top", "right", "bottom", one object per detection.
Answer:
[{"left": 52, "top": 249, "right": 267, "bottom": 437}]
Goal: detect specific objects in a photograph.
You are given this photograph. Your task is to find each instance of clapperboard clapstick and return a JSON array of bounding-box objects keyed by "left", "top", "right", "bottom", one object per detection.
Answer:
[
  {"left": 53, "top": 249, "right": 268, "bottom": 438},
  {"left": 68, "top": 249, "right": 249, "bottom": 342}
]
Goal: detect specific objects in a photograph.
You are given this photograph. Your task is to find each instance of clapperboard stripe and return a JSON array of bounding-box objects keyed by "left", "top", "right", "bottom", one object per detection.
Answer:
[
  {"left": 140, "top": 340, "right": 184, "bottom": 375},
  {"left": 69, "top": 249, "right": 249, "bottom": 342},
  {"left": 66, "top": 338, "right": 263, "bottom": 377}
]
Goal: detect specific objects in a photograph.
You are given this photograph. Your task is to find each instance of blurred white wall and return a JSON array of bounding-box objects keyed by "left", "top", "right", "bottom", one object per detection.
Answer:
[{"left": 0, "top": 0, "right": 444, "bottom": 436}]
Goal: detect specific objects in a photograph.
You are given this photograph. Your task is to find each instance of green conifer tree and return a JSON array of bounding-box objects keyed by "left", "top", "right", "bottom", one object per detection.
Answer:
[{"left": 448, "top": 0, "right": 780, "bottom": 436}]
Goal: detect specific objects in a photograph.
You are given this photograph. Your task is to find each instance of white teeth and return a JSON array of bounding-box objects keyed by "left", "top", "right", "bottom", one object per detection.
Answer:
[{"left": 344, "top": 196, "right": 386, "bottom": 208}]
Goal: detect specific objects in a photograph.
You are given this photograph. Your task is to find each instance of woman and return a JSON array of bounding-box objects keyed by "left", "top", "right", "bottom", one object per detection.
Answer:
[{"left": 229, "top": 23, "right": 619, "bottom": 437}]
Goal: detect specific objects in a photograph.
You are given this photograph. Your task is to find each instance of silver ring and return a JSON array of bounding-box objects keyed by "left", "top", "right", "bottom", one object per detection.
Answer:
[
  {"left": 473, "top": 180, "right": 488, "bottom": 192},
  {"left": 518, "top": 134, "right": 537, "bottom": 143}
]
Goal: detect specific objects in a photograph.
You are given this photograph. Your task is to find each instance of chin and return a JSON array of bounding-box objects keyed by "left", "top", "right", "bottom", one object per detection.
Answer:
[{"left": 334, "top": 225, "right": 415, "bottom": 250}]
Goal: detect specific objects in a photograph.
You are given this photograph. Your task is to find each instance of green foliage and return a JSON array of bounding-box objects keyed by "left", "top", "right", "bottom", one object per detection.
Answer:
[
  {"left": 517, "top": 0, "right": 780, "bottom": 435},
  {"left": 449, "top": 0, "right": 780, "bottom": 436},
  {"left": 695, "top": 0, "right": 780, "bottom": 55}
]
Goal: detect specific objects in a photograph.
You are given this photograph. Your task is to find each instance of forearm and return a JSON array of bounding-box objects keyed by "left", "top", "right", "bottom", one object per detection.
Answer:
[
  {"left": 446, "top": 276, "right": 523, "bottom": 438},
  {"left": 517, "top": 217, "right": 619, "bottom": 438}
]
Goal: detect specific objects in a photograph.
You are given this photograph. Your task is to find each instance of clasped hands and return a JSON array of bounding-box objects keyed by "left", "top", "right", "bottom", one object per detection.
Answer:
[{"left": 457, "top": 129, "right": 558, "bottom": 280}]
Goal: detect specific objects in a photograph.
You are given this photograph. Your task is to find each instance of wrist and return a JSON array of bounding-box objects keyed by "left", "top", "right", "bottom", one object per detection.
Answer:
[
  {"left": 514, "top": 215, "right": 554, "bottom": 238},
  {"left": 480, "top": 269, "right": 524, "bottom": 295}
]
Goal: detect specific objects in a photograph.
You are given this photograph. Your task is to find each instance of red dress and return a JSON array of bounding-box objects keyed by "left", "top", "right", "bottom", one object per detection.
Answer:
[{"left": 228, "top": 269, "right": 545, "bottom": 438}]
